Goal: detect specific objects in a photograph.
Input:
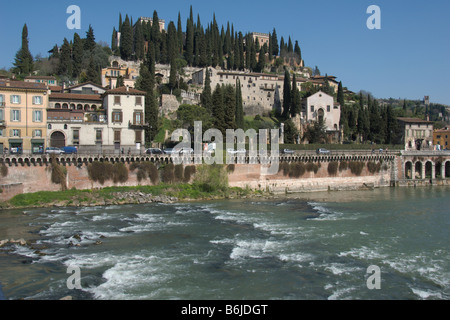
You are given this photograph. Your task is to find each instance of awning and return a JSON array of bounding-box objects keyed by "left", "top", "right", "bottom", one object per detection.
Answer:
[
  {"left": 31, "top": 139, "right": 45, "bottom": 143},
  {"left": 8, "top": 139, "right": 23, "bottom": 143}
]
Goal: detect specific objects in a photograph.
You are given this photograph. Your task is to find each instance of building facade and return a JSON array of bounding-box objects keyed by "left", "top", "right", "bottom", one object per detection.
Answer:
[
  {"left": 303, "top": 91, "right": 341, "bottom": 132},
  {"left": 433, "top": 128, "right": 450, "bottom": 150},
  {"left": 397, "top": 118, "right": 434, "bottom": 151},
  {"left": 0, "top": 80, "right": 48, "bottom": 154}
]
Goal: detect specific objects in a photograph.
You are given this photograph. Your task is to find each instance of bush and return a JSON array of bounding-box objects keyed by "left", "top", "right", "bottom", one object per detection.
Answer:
[
  {"left": 1, "top": 164, "right": 8, "bottom": 177},
  {"left": 112, "top": 162, "right": 128, "bottom": 183},
  {"left": 162, "top": 163, "right": 175, "bottom": 184},
  {"left": 174, "top": 164, "right": 184, "bottom": 182},
  {"left": 349, "top": 161, "right": 365, "bottom": 176},
  {"left": 327, "top": 161, "right": 339, "bottom": 176},
  {"left": 194, "top": 164, "right": 228, "bottom": 193},
  {"left": 339, "top": 161, "right": 348, "bottom": 172},
  {"left": 227, "top": 164, "right": 235, "bottom": 173},
  {"left": 50, "top": 156, "right": 67, "bottom": 190},
  {"left": 184, "top": 166, "right": 196, "bottom": 183},
  {"left": 306, "top": 162, "right": 319, "bottom": 174},
  {"left": 367, "top": 162, "right": 381, "bottom": 174},
  {"left": 289, "top": 162, "right": 305, "bottom": 178},
  {"left": 279, "top": 162, "right": 290, "bottom": 176}
]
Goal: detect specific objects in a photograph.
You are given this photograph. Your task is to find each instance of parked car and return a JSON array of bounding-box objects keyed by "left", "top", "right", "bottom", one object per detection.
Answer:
[
  {"left": 146, "top": 148, "right": 164, "bottom": 155},
  {"left": 227, "top": 148, "right": 246, "bottom": 155},
  {"left": 179, "top": 147, "right": 194, "bottom": 155},
  {"left": 163, "top": 148, "right": 176, "bottom": 155},
  {"left": 282, "top": 149, "right": 295, "bottom": 155},
  {"left": 316, "top": 148, "right": 330, "bottom": 155},
  {"left": 61, "top": 146, "right": 78, "bottom": 154},
  {"left": 45, "top": 147, "right": 64, "bottom": 155}
]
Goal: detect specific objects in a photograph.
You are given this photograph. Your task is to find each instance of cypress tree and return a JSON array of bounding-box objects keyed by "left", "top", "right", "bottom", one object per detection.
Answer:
[
  {"left": 294, "top": 40, "right": 302, "bottom": 64},
  {"left": 134, "top": 21, "right": 145, "bottom": 61},
  {"left": 290, "top": 74, "right": 301, "bottom": 117},
  {"left": 282, "top": 69, "right": 291, "bottom": 118},
  {"left": 86, "top": 55, "right": 100, "bottom": 84},
  {"left": 235, "top": 79, "right": 244, "bottom": 129},
  {"left": 224, "top": 84, "right": 236, "bottom": 130},
  {"left": 177, "top": 12, "right": 183, "bottom": 55},
  {"left": 84, "top": 25, "right": 96, "bottom": 52},
  {"left": 120, "top": 15, "right": 133, "bottom": 60},
  {"left": 72, "top": 33, "right": 83, "bottom": 79},
  {"left": 13, "top": 24, "right": 34, "bottom": 75},
  {"left": 151, "top": 11, "right": 161, "bottom": 63},
  {"left": 58, "top": 38, "right": 72, "bottom": 77},
  {"left": 185, "top": 6, "right": 194, "bottom": 65},
  {"left": 212, "top": 84, "right": 226, "bottom": 135},
  {"left": 201, "top": 69, "right": 212, "bottom": 111},
  {"left": 272, "top": 28, "right": 279, "bottom": 57},
  {"left": 111, "top": 27, "right": 118, "bottom": 53}
]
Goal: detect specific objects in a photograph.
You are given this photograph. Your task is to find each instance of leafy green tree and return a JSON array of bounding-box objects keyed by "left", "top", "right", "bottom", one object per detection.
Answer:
[
  {"left": 86, "top": 55, "right": 100, "bottom": 84},
  {"left": 304, "top": 119, "right": 327, "bottom": 144},
  {"left": 223, "top": 84, "right": 236, "bottom": 130},
  {"left": 13, "top": 24, "right": 34, "bottom": 76},
  {"left": 283, "top": 119, "right": 299, "bottom": 144}
]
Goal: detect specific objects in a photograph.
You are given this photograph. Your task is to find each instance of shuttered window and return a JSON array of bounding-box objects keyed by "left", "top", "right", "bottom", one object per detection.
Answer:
[{"left": 114, "top": 130, "right": 121, "bottom": 142}]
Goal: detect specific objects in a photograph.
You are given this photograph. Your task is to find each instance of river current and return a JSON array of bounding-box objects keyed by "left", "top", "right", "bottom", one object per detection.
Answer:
[{"left": 0, "top": 187, "right": 448, "bottom": 300}]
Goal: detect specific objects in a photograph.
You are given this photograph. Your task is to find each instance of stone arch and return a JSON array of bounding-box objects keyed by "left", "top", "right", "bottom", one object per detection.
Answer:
[
  {"left": 405, "top": 161, "right": 413, "bottom": 179},
  {"left": 50, "top": 131, "right": 66, "bottom": 148},
  {"left": 425, "top": 161, "right": 433, "bottom": 179},
  {"left": 317, "top": 108, "right": 325, "bottom": 123},
  {"left": 435, "top": 161, "right": 442, "bottom": 178},
  {"left": 445, "top": 161, "right": 450, "bottom": 178},
  {"left": 62, "top": 103, "right": 69, "bottom": 109},
  {"left": 415, "top": 161, "right": 423, "bottom": 179}
]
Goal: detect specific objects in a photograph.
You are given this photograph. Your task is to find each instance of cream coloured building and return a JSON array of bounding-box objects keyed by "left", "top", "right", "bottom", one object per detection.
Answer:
[
  {"left": 303, "top": 91, "right": 341, "bottom": 132},
  {"left": 0, "top": 80, "right": 48, "bottom": 154}
]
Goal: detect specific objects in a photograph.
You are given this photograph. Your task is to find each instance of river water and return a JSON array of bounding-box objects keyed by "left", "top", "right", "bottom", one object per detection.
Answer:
[{"left": 0, "top": 187, "right": 448, "bottom": 300}]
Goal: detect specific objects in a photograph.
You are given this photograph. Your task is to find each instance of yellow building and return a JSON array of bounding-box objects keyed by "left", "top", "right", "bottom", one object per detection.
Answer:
[
  {"left": 434, "top": 128, "right": 450, "bottom": 150},
  {"left": 0, "top": 80, "right": 48, "bottom": 154}
]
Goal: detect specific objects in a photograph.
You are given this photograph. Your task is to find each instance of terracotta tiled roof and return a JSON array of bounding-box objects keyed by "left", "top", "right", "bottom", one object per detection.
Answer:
[
  {"left": 397, "top": 117, "right": 433, "bottom": 124},
  {"left": 105, "top": 86, "right": 146, "bottom": 96},
  {"left": 25, "top": 75, "right": 57, "bottom": 80},
  {"left": 50, "top": 92, "right": 102, "bottom": 101},
  {"left": 0, "top": 79, "right": 47, "bottom": 90}
]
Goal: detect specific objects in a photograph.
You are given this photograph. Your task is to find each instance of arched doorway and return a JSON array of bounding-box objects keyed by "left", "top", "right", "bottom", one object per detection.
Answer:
[
  {"left": 415, "top": 162, "right": 422, "bottom": 179},
  {"left": 50, "top": 131, "right": 66, "bottom": 148},
  {"left": 318, "top": 108, "right": 325, "bottom": 124},
  {"left": 446, "top": 161, "right": 450, "bottom": 178},
  {"left": 425, "top": 161, "right": 433, "bottom": 179},
  {"left": 405, "top": 161, "right": 412, "bottom": 179},
  {"left": 435, "top": 162, "right": 442, "bottom": 178}
]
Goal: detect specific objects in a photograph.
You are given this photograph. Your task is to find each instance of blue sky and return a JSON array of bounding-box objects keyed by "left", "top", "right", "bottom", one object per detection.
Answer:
[{"left": 1, "top": 0, "right": 449, "bottom": 105}]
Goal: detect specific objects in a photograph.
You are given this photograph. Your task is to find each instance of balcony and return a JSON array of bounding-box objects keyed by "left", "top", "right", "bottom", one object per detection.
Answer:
[{"left": 129, "top": 121, "right": 149, "bottom": 130}]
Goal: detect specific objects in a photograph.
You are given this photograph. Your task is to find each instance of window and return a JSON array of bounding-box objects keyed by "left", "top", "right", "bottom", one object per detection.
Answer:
[
  {"left": 134, "top": 112, "right": 143, "bottom": 125},
  {"left": 310, "top": 105, "right": 315, "bottom": 113},
  {"left": 135, "top": 97, "right": 142, "bottom": 106},
  {"left": 11, "top": 129, "right": 20, "bottom": 137},
  {"left": 135, "top": 130, "right": 142, "bottom": 143},
  {"left": 0, "top": 109, "right": 3, "bottom": 121},
  {"left": 0, "top": 129, "right": 2, "bottom": 136},
  {"left": 114, "top": 130, "right": 121, "bottom": 142},
  {"left": 96, "top": 129, "right": 102, "bottom": 142},
  {"left": 112, "top": 111, "right": 123, "bottom": 123},
  {"left": 327, "top": 105, "right": 331, "bottom": 112},
  {"left": 73, "top": 129, "right": 80, "bottom": 142},
  {"left": 33, "top": 96, "right": 43, "bottom": 105},
  {"left": 11, "top": 95, "right": 21, "bottom": 104},
  {"left": 114, "top": 96, "right": 121, "bottom": 106},
  {"left": 33, "top": 130, "right": 42, "bottom": 137},
  {"left": 0, "top": 94, "right": 4, "bottom": 106},
  {"left": 11, "top": 110, "right": 20, "bottom": 121},
  {"left": 33, "top": 110, "right": 42, "bottom": 122}
]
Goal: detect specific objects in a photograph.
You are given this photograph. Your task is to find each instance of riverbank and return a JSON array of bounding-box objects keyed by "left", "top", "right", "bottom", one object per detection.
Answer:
[{"left": 0, "top": 184, "right": 259, "bottom": 210}]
